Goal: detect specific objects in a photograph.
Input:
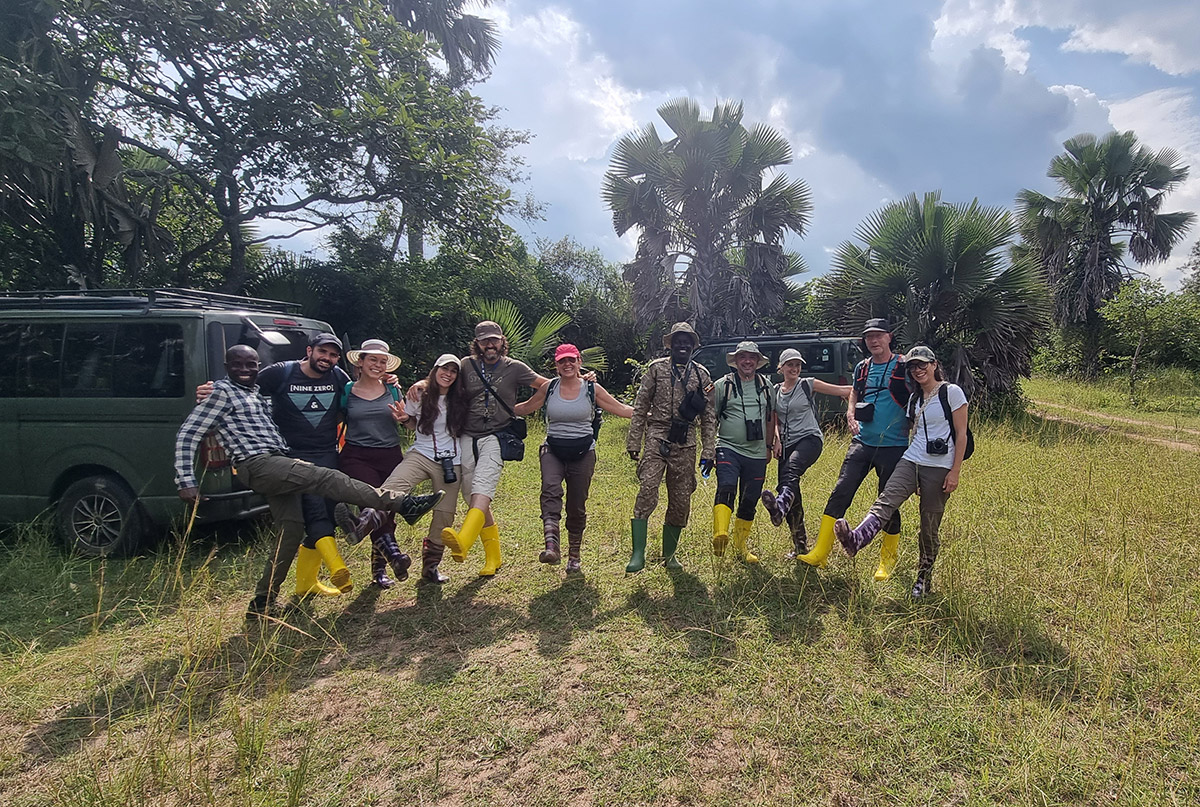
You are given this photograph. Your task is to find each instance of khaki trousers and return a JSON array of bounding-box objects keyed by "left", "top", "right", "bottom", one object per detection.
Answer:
[
  {"left": 379, "top": 452, "right": 462, "bottom": 550},
  {"left": 237, "top": 453, "right": 411, "bottom": 607}
]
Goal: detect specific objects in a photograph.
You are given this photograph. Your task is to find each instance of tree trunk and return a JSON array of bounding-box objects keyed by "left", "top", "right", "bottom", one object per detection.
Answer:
[{"left": 406, "top": 215, "right": 424, "bottom": 260}]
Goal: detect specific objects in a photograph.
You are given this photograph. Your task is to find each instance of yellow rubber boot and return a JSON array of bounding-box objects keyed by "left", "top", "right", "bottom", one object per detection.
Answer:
[
  {"left": 712, "top": 504, "right": 733, "bottom": 556},
  {"left": 313, "top": 535, "right": 352, "bottom": 593},
  {"left": 798, "top": 515, "right": 836, "bottom": 568},
  {"left": 442, "top": 508, "right": 485, "bottom": 563},
  {"left": 732, "top": 518, "right": 760, "bottom": 564},
  {"left": 874, "top": 531, "right": 900, "bottom": 581},
  {"left": 479, "top": 524, "right": 503, "bottom": 577},
  {"left": 294, "top": 545, "right": 342, "bottom": 597}
]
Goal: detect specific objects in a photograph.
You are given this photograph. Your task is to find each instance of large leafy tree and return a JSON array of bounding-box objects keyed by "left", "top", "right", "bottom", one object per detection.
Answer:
[
  {"left": 602, "top": 98, "right": 813, "bottom": 340},
  {"left": 48, "top": 0, "right": 509, "bottom": 292},
  {"left": 1017, "top": 131, "right": 1194, "bottom": 377},
  {"left": 0, "top": 0, "right": 174, "bottom": 289},
  {"left": 819, "top": 191, "right": 1049, "bottom": 405}
]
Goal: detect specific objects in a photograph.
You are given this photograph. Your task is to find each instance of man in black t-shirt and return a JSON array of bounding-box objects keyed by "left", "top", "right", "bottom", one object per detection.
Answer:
[
  {"left": 254, "top": 333, "right": 364, "bottom": 594},
  {"left": 200, "top": 333, "right": 369, "bottom": 595}
]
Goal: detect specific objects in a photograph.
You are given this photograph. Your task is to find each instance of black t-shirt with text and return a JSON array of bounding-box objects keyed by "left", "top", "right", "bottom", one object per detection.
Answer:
[{"left": 255, "top": 361, "right": 351, "bottom": 455}]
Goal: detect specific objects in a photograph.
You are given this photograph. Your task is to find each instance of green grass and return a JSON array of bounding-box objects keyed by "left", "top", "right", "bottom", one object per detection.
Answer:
[
  {"left": 2, "top": 414, "right": 1199, "bottom": 805},
  {"left": 1023, "top": 371, "right": 1200, "bottom": 437}
]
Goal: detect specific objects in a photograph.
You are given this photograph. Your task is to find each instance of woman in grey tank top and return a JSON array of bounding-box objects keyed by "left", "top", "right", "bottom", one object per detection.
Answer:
[
  {"left": 759, "top": 348, "right": 851, "bottom": 558},
  {"left": 337, "top": 339, "right": 411, "bottom": 588},
  {"left": 515, "top": 344, "right": 633, "bottom": 573}
]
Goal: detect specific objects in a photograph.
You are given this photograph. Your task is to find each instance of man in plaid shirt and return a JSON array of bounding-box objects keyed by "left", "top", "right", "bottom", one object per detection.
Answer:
[{"left": 175, "top": 345, "right": 442, "bottom": 618}]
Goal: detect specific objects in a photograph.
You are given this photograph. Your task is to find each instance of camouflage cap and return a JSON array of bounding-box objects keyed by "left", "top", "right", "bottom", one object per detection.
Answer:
[{"left": 662, "top": 321, "right": 701, "bottom": 349}]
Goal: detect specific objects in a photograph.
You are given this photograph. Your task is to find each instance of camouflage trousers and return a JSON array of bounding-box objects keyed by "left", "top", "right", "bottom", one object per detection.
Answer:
[{"left": 633, "top": 441, "right": 698, "bottom": 527}]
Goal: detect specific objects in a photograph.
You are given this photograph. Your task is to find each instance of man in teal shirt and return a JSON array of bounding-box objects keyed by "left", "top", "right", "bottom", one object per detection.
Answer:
[
  {"left": 712, "top": 341, "right": 776, "bottom": 564},
  {"left": 800, "top": 318, "right": 909, "bottom": 580}
]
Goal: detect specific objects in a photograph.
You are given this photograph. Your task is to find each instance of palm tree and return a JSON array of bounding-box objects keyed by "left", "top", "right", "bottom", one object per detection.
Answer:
[
  {"left": 602, "top": 98, "right": 813, "bottom": 340},
  {"left": 1017, "top": 131, "right": 1194, "bottom": 377},
  {"left": 819, "top": 192, "right": 1049, "bottom": 405},
  {"left": 386, "top": 0, "right": 500, "bottom": 83},
  {"left": 474, "top": 298, "right": 608, "bottom": 373}
]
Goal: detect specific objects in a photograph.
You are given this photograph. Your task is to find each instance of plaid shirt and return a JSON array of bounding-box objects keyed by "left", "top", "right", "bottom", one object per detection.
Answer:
[{"left": 174, "top": 378, "right": 290, "bottom": 489}]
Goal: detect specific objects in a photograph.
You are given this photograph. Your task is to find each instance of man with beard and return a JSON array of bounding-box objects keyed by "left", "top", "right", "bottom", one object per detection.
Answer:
[
  {"left": 440, "top": 321, "right": 550, "bottom": 577},
  {"left": 625, "top": 322, "right": 717, "bottom": 572},
  {"left": 175, "top": 345, "right": 442, "bottom": 619},
  {"left": 800, "top": 318, "right": 909, "bottom": 580},
  {"left": 198, "top": 333, "right": 391, "bottom": 595}
]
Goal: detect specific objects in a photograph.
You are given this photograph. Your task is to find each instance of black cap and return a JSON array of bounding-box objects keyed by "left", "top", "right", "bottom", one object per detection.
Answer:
[
  {"left": 309, "top": 332, "right": 343, "bottom": 351},
  {"left": 862, "top": 318, "right": 893, "bottom": 335}
]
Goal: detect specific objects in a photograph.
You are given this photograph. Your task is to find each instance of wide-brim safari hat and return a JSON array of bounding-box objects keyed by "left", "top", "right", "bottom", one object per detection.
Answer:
[
  {"left": 346, "top": 338, "right": 401, "bottom": 373},
  {"left": 726, "top": 340, "right": 769, "bottom": 369},
  {"left": 662, "top": 321, "right": 701, "bottom": 349}
]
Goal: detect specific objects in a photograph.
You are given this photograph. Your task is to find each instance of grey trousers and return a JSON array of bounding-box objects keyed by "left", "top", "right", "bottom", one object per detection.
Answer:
[
  {"left": 867, "top": 458, "right": 951, "bottom": 572},
  {"left": 237, "top": 453, "right": 412, "bottom": 607}
]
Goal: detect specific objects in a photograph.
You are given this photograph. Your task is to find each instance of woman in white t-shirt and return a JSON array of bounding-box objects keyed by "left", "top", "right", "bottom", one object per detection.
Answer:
[
  {"left": 832, "top": 345, "right": 968, "bottom": 598},
  {"left": 338, "top": 354, "right": 467, "bottom": 585}
]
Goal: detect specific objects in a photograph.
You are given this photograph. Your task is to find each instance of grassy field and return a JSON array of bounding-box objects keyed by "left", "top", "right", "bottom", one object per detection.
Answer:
[{"left": 2, "top": 400, "right": 1199, "bottom": 805}]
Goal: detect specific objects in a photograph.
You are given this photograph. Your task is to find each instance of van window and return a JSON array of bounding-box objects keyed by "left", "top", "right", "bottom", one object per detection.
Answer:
[
  {"left": 1, "top": 322, "right": 64, "bottom": 397},
  {"left": 0, "top": 321, "right": 185, "bottom": 398}
]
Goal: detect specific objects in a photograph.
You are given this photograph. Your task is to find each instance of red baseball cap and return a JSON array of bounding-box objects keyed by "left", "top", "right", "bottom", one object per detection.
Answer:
[{"left": 554, "top": 343, "right": 581, "bottom": 362}]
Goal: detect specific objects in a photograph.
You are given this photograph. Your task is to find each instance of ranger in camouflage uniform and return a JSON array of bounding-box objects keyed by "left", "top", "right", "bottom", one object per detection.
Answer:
[{"left": 625, "top": 322, "right": 717, "bottom": 572}]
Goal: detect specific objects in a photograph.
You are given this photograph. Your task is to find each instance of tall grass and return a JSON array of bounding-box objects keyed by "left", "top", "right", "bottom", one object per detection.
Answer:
[{"left": 1, "top": 409, "right": 1198, "bottom": 805}]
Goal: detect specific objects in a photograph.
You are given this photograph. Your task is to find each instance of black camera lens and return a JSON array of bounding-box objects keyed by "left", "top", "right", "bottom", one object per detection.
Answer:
[
  {"left": 658, "top": 440, "right": 672, "bottom": 458},
  {"left": 926, "top": 438, "right": 949, "bottom": 456}
]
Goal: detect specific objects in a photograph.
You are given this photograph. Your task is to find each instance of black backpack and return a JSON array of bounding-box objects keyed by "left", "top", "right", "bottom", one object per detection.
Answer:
[{"left": 908, "top": 384, "right": 974, "bottom": 460}]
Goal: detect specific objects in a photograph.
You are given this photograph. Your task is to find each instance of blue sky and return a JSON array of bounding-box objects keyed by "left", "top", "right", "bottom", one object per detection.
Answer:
[{"left": 467, "top": 0, "right": 1200, "bottom": 287}]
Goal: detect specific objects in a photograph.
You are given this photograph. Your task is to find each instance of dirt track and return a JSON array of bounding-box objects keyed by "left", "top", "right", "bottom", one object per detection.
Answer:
[{"left": 1029, "top": 399, "right": 1200, "bottom": 453}]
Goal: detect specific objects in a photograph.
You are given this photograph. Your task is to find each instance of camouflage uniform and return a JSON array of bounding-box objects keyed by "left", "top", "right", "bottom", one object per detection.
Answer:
[{"left": 627, "top": 357, "right": 717, "bottom": 527}]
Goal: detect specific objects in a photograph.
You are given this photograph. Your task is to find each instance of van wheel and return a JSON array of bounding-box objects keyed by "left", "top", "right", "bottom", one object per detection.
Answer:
[{"left": 56, "top": 475, "right": 146, "bottom": 557}]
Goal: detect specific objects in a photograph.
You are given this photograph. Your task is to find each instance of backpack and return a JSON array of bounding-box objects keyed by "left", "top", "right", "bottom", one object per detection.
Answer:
[
  {"left": 854, "top": 356, "right": 908, "bottom": 407},
  {"left": 547, "top": 377, "right": 601, "bottom": 439},
  {"left": 907, "top": 384, "right": 974, "bottom": 460}
]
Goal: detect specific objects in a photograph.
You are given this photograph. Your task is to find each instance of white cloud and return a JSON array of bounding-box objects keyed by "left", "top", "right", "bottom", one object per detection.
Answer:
[{"left": 935, "top": 0, "right": 1200, "bottom": 76}]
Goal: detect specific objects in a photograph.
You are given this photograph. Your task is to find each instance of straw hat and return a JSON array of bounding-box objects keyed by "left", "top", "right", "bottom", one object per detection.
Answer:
[{"left": 346, "top": 338, "right": 401, "bottom": 372}]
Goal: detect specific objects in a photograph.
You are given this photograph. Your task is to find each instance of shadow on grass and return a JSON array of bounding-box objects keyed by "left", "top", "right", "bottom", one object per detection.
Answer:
[
  {"left": 527, "top": 574, "right": 627, "bottom": 658},
  {"left": 866, "top": 572, "right": 1088, "bottom": 704}
]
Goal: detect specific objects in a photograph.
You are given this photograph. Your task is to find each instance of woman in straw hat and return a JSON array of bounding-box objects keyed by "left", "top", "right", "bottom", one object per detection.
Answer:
[
  {"left": 338, "top": 352, "right": 468, "bottom": 585},
  {"left": 760, "top": 348, "right": 851, "bottom": 558},
  {"left": 337, "top": 338, "right": 413, "bottom": 588}
]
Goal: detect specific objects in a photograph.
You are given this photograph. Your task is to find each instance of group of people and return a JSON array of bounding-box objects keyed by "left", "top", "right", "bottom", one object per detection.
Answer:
[{"left": 172, "top": 315, "right": 969, "bottom": 619}]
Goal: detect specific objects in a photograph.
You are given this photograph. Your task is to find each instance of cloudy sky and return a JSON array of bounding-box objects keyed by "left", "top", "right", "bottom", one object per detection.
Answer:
[{"left": 468, "top": 0, "right": 1200, "bottom": 287}]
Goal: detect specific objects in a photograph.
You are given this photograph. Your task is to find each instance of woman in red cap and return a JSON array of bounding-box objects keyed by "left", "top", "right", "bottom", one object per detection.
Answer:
[{"left": 515, "top": 344, "right": 633, "bottom": 573}]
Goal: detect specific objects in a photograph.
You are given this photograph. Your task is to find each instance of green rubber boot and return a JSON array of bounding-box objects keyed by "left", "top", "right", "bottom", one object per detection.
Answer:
[
  {"left": 626, "top": 518, "right": 648, "bottom": 573},
  {"left": 662, "top": 523, "right": 684, "bottom": 570}
]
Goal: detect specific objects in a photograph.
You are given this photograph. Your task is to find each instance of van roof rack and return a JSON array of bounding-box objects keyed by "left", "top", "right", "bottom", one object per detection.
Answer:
[{"left": 0, "top": 287, "right": 303, "bottom": 314}]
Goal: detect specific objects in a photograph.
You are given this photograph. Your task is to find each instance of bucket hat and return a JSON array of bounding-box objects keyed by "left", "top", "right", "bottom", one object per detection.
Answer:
[
  {"left": 346, "top": 338, "right": 401, "bottom": 372},
  {"left": 726, "top": 340, "right": 769, "bottom": 369},
  {"left": 662, "top": 322, "right": 701, "bottom": 350}
]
